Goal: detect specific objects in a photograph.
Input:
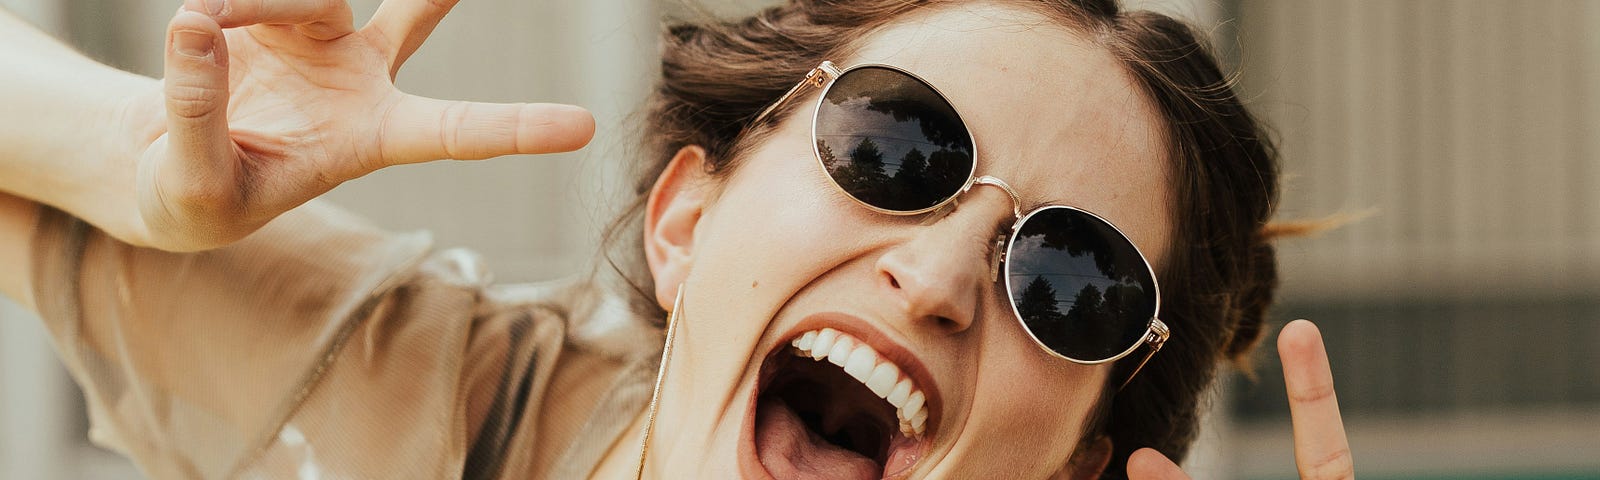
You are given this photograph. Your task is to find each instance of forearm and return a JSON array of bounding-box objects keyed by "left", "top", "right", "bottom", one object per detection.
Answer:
[{"left": 0, "top": 8, "right": 155, "bottom": 228}]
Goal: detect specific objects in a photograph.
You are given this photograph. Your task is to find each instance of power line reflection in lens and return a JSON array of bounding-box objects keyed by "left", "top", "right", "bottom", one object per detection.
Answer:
[
  {"left": 1007, "top": 207, "right": 1155, "bottom": 362},
  {"left": 816, "top": 66, "right": 973, "bottom": 212}
]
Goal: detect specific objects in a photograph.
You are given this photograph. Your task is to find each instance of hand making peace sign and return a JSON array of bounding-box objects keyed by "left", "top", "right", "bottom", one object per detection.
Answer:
[{"left": 1129, "top": 320, "right": 1356, "bottom": 480}]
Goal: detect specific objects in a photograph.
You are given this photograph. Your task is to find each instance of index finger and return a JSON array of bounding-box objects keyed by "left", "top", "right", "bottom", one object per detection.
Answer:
[
  {"left": 377, "top": 94, "right": 595, "bottom": 165},
  {"left": 1278, "top": 319, "right": 1354, "bottom": 480},
  {"left": 366, "top": 0, "right": 464, "bottom": 76}
]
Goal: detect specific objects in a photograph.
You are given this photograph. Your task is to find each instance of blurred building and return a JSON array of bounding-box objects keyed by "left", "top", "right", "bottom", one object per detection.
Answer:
[
  {"left": 1225, "top": 2, "right": 1600, "bottom": 479},
  {"left": 1, "top": 1, "right": 1596, "bottom": 479}
]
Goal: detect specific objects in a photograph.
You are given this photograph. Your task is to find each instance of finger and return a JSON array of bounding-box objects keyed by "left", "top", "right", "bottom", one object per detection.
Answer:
[
  {"left": 1126, "top": 448, "right": 1190, "bottom": 480},
  {"left": 1278, "top": 319, "right": 1355, "bottom": 480},
  {"left": 378, "top": 95, "right": 595, "bottom": 165},
  {"left": 366, "top": 0, "right": 463, "bottom": 75},
  {"left": 163, "top": 9, "right": 236, "bottom": 183},
  {"left": 183, "top": 0, "right": 354, "bottom": 40}
]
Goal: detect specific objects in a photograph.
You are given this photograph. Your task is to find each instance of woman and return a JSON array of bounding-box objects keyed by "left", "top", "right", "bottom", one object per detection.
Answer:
[{"left": 0, "top": 0, "right": 1353, "bottom": 478}]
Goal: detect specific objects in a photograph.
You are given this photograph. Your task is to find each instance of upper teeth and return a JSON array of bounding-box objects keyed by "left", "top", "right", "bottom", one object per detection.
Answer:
[{"left": 789, "top": 328, "right": 930, "bottom": 437}]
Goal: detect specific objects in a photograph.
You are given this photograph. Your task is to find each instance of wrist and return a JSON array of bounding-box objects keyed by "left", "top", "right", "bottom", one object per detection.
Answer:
[{"left": 0, "top": 57, "right": 157, "bottom": 237}]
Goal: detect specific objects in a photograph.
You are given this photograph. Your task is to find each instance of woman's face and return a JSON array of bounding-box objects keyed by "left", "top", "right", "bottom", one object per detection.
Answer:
[{"left": 643, "top": 4, "right": 1171, "bottom": 479}]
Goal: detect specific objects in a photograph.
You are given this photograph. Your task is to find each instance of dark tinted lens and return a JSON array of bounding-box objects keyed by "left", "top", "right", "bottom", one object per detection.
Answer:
[
  {"left": 1006, "top": 207, "right": 1156, "bottom": 362},
  {"left": 815, "top": 66, "right": 974, "bottom": 212}
]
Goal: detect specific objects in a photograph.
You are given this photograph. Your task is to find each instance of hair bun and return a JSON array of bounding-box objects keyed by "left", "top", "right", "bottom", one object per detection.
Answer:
[{"left": 1224, "top": 238, "right": 1277, "bottom": 375}]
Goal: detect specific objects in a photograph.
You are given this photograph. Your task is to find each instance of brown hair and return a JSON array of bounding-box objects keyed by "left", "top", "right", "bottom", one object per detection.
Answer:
[{"left": 599, "top": 1, "right": 1279, "bottom": 477}]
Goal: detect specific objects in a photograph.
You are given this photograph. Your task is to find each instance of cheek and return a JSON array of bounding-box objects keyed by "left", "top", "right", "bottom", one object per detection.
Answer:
[
  {"left": 696, "top": 146, "right": 872, "bottom": 293},
  {"left": 671, "top": 137, "right": 886, "bottom": 383},
  {"left": 954, "top": 323, "right": 1106, "bottom": 475},
  {"left": 654, "top": 141, "right": 888, "bottom": 457},
  {"left": 693, "top": 119, "right": 906, "bottom": 297}
]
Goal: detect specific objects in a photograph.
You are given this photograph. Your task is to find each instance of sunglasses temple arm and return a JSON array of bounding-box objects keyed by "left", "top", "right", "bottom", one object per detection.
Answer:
[
  {"left": 1117, "top": 318, "right": 1171, "bottom": 391},
  {"left": 750, "top": 62, "right": 842, "bottom": 127}
]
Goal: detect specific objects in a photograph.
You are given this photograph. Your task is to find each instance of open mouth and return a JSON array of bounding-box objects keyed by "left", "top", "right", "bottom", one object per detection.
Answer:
[{"left": 748, "top": 327, "right": 936, "bottom": 480}]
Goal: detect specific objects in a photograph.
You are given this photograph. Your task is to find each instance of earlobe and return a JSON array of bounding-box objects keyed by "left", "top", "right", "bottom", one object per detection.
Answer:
[{"left": 643, "top": 145, "right": 712, "bottom": 310}]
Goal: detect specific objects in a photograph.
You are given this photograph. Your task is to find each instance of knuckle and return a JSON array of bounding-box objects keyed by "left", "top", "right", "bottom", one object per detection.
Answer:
[
  {"left": 1301, "top": 448, "right": 1355, "bottom": 480},
  {"left": 436, "top": 100, "right": 470, "bottom": 158},
  {"left": 513, "top": 107, "right": 539, "bottom": 153},
  {"left": 1289, "top": 382, "right": 1337, "bottom": 405},
  {"left": 165, "top": 83, "right": 222, "bottom": 120}
]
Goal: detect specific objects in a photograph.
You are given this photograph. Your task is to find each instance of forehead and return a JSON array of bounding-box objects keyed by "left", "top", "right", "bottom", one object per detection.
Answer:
[{"left": 838, "top": 3, "right": 1173, "bottom": 264}]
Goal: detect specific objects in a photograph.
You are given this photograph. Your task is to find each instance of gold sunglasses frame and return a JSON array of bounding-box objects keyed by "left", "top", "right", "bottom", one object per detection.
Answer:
[{"left": 751, "top": 60, "right": 1170, "bottom": 389}]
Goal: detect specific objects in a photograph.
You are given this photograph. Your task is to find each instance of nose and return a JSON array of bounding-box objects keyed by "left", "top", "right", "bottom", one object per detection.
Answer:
[{"left": 874, "top": 181, "right": 1020, "bottom": 334}]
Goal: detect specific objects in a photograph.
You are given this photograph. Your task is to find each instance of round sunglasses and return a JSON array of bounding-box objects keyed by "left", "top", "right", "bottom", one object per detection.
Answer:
[{"left": 751, "top": 61, "right": 1171, "bottom": 388}]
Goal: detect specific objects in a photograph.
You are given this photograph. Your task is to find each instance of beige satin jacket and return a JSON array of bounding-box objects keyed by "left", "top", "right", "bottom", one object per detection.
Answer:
[{"left": 30, "top": 203, "right": 661, "bottom": 479}]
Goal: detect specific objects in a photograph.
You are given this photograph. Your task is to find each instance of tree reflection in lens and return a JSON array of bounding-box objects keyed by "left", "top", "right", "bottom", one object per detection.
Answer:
[
  {"left": 1007, "top": 209, "right": 1154, "bottom": 361},
  {"left": 815, "top": 67, "right": 973, "bottom": 211}
]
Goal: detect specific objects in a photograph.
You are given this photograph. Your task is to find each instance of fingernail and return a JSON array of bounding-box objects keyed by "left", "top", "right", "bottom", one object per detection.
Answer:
[
  {"left": 203, "top": 0, "right": 227, "bottom": 16},
  {"left": 174, "top": 31, "right": 214, "bottom": 59}
]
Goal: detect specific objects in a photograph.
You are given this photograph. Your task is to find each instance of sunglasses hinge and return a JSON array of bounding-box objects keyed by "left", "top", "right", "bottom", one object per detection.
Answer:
[
  {"left": 805, "top": 69, "right": 827, "bottom": 86},
  {"left": 1118, "top": 319, "right": 1172, "bottom": 391},
  {"left": 1146, "top": 318, "right": 1171, "bottom": 351},
  {"left": 809, "top": 61, "right": 843, "bottom": 86}
]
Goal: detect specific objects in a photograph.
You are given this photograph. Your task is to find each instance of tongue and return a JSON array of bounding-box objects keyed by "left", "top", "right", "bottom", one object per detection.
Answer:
[{"left": 755, "top": 397, "right": 880, "bottom": 480}]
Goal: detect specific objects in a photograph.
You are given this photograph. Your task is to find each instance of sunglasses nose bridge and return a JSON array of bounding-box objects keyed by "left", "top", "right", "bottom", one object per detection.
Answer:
[
  {"left": 965, "top": 175, "right": 1023, "bottom": 220},
  {"left": 957, "top": 175, "right": 1023, "bottom": 283}
]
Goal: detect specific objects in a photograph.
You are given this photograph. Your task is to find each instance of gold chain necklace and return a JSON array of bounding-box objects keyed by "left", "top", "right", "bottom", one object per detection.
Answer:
[{"left": 635, "top": 286, "right": 684, "bottom": 479}]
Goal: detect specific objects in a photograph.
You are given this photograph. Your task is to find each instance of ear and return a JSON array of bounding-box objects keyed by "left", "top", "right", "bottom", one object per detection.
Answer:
[
  {"left": 644, "top": 145, "right": 713, "bottom": 310},
  {"left": 1054, "top": 435, "right": 1112, "bottom": 480}
]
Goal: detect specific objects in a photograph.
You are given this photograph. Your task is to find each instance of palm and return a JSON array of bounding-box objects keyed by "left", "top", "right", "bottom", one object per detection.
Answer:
[
  {"left": 127, "top": 0, "right": 592, "bottom": 251},
  {"left": 223, "top": 27, "right": 393, "bottom": 175}
]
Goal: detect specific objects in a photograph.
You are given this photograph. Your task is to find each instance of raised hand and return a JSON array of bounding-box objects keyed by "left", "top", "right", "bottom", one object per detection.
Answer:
[
  {"left": 1127, "top": 320, "right": 1355, "bottom": 480},
  {"left": 123, "top": 0, "right": 594, "bottom": 251}
]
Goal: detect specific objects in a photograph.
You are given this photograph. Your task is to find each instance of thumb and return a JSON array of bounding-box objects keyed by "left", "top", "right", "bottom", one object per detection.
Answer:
[
  {"left": 161, "top": 9, "right": 235, "bottom": 182},
  {"left": 1127, "top": 448, "right": 1191, "bottom": 480}
]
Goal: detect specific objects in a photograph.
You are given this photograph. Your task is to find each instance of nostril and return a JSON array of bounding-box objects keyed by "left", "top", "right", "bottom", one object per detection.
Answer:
[{"left": 876, "top": 250, "right": 977, "bottom": 333}]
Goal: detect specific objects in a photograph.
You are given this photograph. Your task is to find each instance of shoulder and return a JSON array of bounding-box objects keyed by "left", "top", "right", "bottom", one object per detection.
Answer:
[{"left": 449, "top": 271, "right": 663, "bottom": 478}]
